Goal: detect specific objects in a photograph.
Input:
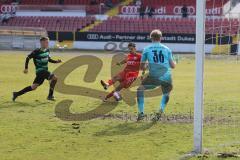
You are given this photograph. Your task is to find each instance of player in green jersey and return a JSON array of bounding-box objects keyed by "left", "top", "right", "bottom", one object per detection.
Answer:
[{"left": 12, "top": 37, "right": 62, "bottom": 101}]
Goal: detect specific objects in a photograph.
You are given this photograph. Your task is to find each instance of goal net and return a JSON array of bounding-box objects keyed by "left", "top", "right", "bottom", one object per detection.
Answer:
[{"left": 202, "top": 0, "right": 240, "bottom": 156}]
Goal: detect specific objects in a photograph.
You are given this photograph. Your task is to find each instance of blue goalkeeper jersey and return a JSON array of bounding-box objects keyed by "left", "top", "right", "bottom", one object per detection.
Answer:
[{"left": 141, "top": 42, "right": 173, "bottom": 82}]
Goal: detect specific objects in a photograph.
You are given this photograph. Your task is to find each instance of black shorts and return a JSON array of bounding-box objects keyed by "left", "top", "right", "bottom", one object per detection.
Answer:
[
  {"left": 141, "top": 76, "right": 173, "bottom": 94},
  {"left": 33, "top": 70, "right": 54, "bottom": 85}
]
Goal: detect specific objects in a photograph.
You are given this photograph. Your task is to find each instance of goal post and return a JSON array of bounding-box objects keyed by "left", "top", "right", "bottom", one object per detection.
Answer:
[{"left": 194, "top": 0, "right": 206, "bottom": 154}]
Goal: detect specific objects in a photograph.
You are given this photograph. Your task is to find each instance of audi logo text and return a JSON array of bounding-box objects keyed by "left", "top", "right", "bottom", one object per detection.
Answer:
[{"left": 0, "top": 5, "right": 16, "bottom": 14}]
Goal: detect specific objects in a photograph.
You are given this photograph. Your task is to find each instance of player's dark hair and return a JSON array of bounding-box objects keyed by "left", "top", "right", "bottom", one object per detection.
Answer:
[
  {"left": 128, "top": 42, "right": 136, "bottom": 47},
  {"left": 40, "top": 36, "right": 49, "bottom": 42}
]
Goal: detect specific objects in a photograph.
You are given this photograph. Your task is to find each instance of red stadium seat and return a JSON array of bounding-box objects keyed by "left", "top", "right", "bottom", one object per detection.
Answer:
[
  {"left": 1, "top": 16, "right": 96, "bottom": 32},
  {"left": 88, "top": 16, "right": 238, "bottom": 35}
]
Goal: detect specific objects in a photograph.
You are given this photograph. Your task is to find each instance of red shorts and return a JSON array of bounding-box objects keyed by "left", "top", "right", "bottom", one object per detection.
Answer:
[{"left": 117, "top": 71, "right": 139, "bottom": 88}]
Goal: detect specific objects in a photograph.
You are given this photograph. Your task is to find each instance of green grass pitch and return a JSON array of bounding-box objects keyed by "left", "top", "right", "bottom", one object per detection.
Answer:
[{"left": 0, "top": 50, "right": 240, "bottom": 160}]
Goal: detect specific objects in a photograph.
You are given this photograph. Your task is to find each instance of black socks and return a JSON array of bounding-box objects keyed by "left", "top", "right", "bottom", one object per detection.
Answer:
[
  {"left": 48, "top": 79, "right": 57, "bottom": 97},
  {"left": 16, "top": 86, "right": 33, "bottom": 96}
]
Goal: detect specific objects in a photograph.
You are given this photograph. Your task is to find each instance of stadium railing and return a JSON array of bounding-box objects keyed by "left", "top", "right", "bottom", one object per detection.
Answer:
[{"left": 0, "top": 26, "right": 47, "bottom": 49}]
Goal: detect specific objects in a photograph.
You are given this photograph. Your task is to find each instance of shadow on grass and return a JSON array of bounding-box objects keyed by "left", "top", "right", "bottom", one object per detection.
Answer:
[
  {"left": 94, "top": 122, "right": 155, "bottom": 137},
  {"left": 0, "top": 100, "right": 53, "bottom": 109},
  {"left": 55, "top": 100, "right": 118, "bottom": 121}
]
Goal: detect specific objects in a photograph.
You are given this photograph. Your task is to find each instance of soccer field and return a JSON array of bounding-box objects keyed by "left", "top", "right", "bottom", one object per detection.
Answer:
[{"left": 0, "top": 50, "right": 240, "bottom": 160}]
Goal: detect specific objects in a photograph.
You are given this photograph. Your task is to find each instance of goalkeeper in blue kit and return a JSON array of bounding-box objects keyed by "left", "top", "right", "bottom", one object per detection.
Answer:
[{"left": 137, "top": 29, "right": 176, "bottom": 121}]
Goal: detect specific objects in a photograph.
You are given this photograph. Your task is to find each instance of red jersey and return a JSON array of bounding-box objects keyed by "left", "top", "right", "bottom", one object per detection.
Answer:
[{"left": 124, "top": 52, "right": 141, "bottom": 72}]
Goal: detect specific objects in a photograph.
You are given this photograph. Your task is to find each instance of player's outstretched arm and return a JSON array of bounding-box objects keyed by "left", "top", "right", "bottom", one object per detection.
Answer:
[
  {"left": 116, "top": 59, "right": 127, "bottom": 66},
  {"left": 168, "top": 49, "right": 176, "bottom": 69},
  {"left": 170, "top": 60, "right": 176, "bottom": 69},
  {"left": 139, "top": 62, "right": 147, "bottom": 80},
  {"left": 24, "top": 51, "right": 36, "bottom": 74},
  {"left": 140, "top": 61, "right": 148, "bottom": 71},
  {"left": 49, "top": 58, "right": 62, "bottom": 64},
  {"left": 140, "top": 47, "right": 148, "bottom": 71},
  {"left": 23, "top": 55, "right": 32, "bottom": 74}
]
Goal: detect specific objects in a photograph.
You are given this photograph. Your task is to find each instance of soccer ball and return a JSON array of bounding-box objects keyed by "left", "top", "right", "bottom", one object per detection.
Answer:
[{"left": 113, "top": 91, "right": 122, "bottom": 101}]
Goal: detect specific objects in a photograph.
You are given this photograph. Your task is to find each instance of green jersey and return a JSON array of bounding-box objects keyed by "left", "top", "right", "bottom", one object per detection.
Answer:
[{"left": 25, "top": 48, "right": 58, "bottom": 73}]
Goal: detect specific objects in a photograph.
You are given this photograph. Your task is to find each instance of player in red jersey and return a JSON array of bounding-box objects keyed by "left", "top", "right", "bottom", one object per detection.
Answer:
[{"left": 100, "top": 42, "right": 142, "bottom": 102}]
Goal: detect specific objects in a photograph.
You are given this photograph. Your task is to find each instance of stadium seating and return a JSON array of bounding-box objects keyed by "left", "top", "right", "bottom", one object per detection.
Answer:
[
  {"left": 0, "top": 16, "right": 96, "bottom": 32},
  {"left": 20, "top": 0, "right": 56, "bottom": 5},
  {"left": 0, "top": 16, "right": 240, "bottom": 34},
  {"left": 1, "top": 15, "right": 238, "bottom": 35},
  {"left": 90, "top": 17, "right": 195, "bottom": 34},
  {"left": 0, "top": 0, "right": 228, "bottom": 6},
  {"left": 19, "top": 0, "right": 120, "bottom": 5},
  {"left": 89, "top": 17, "right": 239, "bottom": 35},
  {"left": 0, "top": 0, "right": 119, "bottom": 14},
  {"left": 0, "top": 0, "right": 12, "bottom": 4},
  {"left": 139, "top": 0, "right": 229, "bottom": 7}
]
